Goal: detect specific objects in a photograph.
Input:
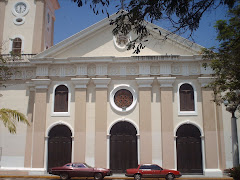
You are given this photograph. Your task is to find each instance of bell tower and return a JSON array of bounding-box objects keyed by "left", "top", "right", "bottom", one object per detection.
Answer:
[{"left": 0, "top": 0, "right": 60, "bottom": 55}]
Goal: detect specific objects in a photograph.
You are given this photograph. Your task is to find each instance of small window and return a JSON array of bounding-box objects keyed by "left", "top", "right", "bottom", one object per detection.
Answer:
[
  {"left": 54, "top": 85, "right": 68, "bottom": 112},
  {"left": 77, "top": 164, "right": 86, "bottom": 168},
  {"left": 47, "top": 13, "right": 51, "bottom": 24},
  {"left": 12, "top": 38, "right": 22, "bottom": 54},
  {"left": 139, "top": 165, "right": 151, "bottom": 170},
  {"left": 180, "top": 84, "right": 195, "bottom": 111}
]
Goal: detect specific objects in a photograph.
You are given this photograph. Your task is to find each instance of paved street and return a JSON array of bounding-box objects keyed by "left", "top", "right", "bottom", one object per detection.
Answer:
[
  {"left": 0, "top": 177, "right": 234, "bottom": 180},
  {"left": 0, "top": 179, "right": 57, "bottom": 180}
]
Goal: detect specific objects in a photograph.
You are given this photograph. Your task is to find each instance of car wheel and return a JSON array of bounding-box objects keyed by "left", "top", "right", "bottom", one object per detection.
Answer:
[
  {"left": 166, "top": 173, "right": 175, "bottom": 180},
  {"left": 134, "top": 174, "right": 141, "bottom": 180},
  {"left": 94, "top": 172, "right": 103, "bottom": 180},
  {"left": 60, "top": 173, "right": 69, "bottom": 180}
]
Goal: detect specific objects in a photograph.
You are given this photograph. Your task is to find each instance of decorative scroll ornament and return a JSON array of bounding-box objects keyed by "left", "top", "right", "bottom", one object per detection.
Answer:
[{"left": 113, "top": 33, "right": 131, "bottom": 49}]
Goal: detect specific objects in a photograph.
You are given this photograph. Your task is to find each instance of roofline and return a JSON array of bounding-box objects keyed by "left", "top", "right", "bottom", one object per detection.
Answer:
[{"left": 33, "top": 12, "right": 204, "bottom": 59}]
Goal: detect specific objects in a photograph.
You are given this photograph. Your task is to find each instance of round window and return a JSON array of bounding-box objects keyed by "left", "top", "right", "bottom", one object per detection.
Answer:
[
  {"left": 114, "top": 89, "right": 133, "bottom": 109},
  {"left": 110, "top": 85, "right": 137, "bottom": 112}
]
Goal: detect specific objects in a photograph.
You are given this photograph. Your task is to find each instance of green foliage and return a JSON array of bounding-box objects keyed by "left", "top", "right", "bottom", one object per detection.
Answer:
[
  {"left": 72, "top": 0, "right": 237, "bottom": 53},
  {"left": 225, "top": 166, "right": 240, "bottom": 180},
  {"left": 0, "top": 108, "right": 29, "bottom": 133},
  {"left": 202, "top": 4, "right": 240, "bottom": 111},
  {"left": 0, "top": 55, "right": 13, "bottom": 82}
]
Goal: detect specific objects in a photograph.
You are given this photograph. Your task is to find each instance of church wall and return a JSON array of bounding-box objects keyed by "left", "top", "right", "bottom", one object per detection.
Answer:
[
  {"left": 0, "top": 75, "right": 235, "bottom": 176},
  {"left": 0, "top": 84, "right": 28, "bottom": 168}
]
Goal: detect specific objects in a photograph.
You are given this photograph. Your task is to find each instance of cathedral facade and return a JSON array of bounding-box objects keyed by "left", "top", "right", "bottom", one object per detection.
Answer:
[{"left": 0, "top": 0, "right": 238, "bottom": 177}]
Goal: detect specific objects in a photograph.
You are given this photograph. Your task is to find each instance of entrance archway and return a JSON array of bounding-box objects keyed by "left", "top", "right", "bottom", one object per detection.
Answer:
[
  {"left": 110, "top": 121, "right": 138, "bottom": 173},
  {"left": 47, "top": 125, "right": 72, "bottom": 171},
  {"left": 176, "top": 124, "right": 203, "bottom": 174}
]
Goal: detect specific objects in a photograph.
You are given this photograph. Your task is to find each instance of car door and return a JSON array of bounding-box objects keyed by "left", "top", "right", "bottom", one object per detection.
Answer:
[
  {"left": 151, "top": 165, "right": 163, "bottom": 178},
  {"left": 82, "top": 163, "right": 95, "bottom": 177},
  {"left": 74, "top": 163, "right": 90, "bottom": 177},
  {"left": 139, "top": 165, "right": 152, "bottom": 177}
]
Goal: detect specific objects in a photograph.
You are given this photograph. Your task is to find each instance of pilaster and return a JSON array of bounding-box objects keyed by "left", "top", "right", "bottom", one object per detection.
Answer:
[
  {"left": 157, "top": 77, "right": 176, "bottom": 169},
  {"left": 93, "top": 78, "right": 111, "bottom": 168},
  {"left": 198, "top": 77, "right": 220, "bottom": 170},
  {"left": 136, "top": 77, "right": 154, "bottom": 163},
  {"left": 24, "top": 83, "right": 35, "bottom": 168},
  {"left": 71, "top": 78, "right": 90, "bottom": 162},
  {"left": 31, "top": 79, "right": 51, "bottom": 168}
]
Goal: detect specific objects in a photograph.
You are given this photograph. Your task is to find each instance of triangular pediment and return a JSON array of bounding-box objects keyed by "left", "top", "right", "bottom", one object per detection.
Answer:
[{"left": 32, "top": 13, "right": 203, "bottom": 61}]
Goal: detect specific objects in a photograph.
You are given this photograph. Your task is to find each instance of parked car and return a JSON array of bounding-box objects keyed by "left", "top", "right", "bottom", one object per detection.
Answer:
[
  {"left": 125, "top": 164, "right": 181, "bottom": 180},
  {"left": 49, "top": 162, "right": 112, "bottom": 180}
]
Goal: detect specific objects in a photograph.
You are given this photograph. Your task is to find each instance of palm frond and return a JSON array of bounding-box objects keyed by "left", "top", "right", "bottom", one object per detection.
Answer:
[{"left": 0, "top": 108, "right": 29, "bottom": 133}]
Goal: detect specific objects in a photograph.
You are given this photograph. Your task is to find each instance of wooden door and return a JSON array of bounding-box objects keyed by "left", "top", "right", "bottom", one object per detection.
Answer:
[
  {"left": 48, "top": 125, "right": 72, "bottom": 171},
  {"left": 176, "top": 124, "right": 203, "bottom": 174},
  {"left": 110, "top": 121, "right": 138, "bottom": 173}
]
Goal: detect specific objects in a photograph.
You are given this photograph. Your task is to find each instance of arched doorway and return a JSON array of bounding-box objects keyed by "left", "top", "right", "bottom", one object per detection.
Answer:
[
  {"left": 48, "top": 125, "right": 72, "bottom": 171},
  {"left": 110, "top": 121, "right": 138, "bottom": 173},
  {"left": 176, "top": 124, "right": 203, "bottom": 174}
]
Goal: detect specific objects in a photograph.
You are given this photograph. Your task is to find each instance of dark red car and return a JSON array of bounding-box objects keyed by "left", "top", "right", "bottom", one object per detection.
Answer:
[
  {"left": 125, "top": 164, "right": 181, "bottom": 180},
  {"left": 49, "top": 163, "right": 112, "bottom": 180}
]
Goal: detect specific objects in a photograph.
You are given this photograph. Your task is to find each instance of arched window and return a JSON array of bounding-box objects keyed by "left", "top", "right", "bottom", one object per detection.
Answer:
[
  {"left": 54, "top": 85, "right": 68, "bottom": 112},
  {"left": 12, "top": 38, "right": 22, "bottom": 54},
  {"left": 179, "top": 83, "right": 195, "bottom": 111}
]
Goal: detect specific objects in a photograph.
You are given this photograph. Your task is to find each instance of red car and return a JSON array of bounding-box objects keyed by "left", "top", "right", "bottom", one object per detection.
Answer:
[
  {"left": 49, "top": 163, "right": 112, "bottom": 180},
  {"left": 125, "top": 164, "right": 181, "bottom": 180}
]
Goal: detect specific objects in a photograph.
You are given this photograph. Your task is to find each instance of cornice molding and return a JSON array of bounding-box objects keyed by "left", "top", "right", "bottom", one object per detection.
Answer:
[
  {"left": 198, "top": 77, "right": 215, "bottom": 87},
  {"left": 92, "top": 78, "right": 111, "bottom": 88},
  {"left": 157, "top": 77, "right": 176, "bottom": 87},
  {"left": 31, "top": 79, "right": 51, "bottom": 89},
  {"left": 71, "top": 78, "right": 90, "bottom": 89},
  {"left": 136, "top": 77, "right": 154, "bottom": 88}
]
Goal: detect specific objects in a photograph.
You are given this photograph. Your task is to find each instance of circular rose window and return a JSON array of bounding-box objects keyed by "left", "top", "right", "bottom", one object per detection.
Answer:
[
  {"left": 110, "top": 85, "right": 137, "bottom": 112},
  {"left": 114, "top": 89, "right": 133, "bottom": 109}
]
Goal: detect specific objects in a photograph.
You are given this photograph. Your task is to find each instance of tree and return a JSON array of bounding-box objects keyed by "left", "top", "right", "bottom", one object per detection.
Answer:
[
  {"left": 202, "top": 3, "right": 240, "bottom": 167},
  {"left": 0, "top": 45, "right": 29, "bottom": 134},
  {"left": 202, "top": 3, "right": 240, "bottom": 110},
  {"left": 72, "top": 0, "right": 237, "bottom": 53}
]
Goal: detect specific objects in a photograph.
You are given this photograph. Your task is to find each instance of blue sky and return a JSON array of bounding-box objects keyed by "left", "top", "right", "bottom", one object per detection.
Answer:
[{"left": 54, "top": 0, "right": 229, "bottom": 49}]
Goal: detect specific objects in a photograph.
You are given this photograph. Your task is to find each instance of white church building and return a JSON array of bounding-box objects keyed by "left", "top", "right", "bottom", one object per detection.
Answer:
[{"left": 0, "top": 0, "right": 238, "bottom": 177}]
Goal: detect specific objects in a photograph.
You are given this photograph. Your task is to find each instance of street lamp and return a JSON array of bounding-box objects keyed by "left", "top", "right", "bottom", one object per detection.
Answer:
[{"left": 224, "top": 90, "right": 240, "bottom": 167}]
